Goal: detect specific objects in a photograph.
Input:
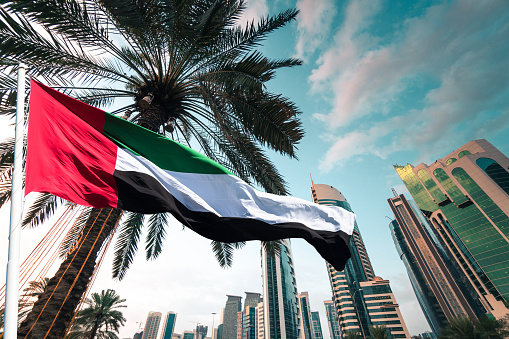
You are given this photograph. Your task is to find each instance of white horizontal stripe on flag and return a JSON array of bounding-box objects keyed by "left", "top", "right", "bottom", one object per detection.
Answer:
[{"left": 115, "top": 148, "right": 355, "bottom": 234}]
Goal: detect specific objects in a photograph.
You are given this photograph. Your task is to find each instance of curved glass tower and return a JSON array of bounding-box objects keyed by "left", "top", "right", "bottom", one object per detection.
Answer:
[{"left": 394, "top": 139, "right": 509, "bottom": 319}]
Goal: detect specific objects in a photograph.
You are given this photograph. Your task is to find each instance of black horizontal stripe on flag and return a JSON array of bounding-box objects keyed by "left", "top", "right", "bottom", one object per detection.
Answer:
[{"left": 114, "top": 170, "right": 352, "bottom": 271}]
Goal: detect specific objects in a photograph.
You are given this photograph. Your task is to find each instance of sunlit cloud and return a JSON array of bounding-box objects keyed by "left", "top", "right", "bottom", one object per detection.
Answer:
[
  {"left": 294, "top": 0, "right": 336, "bottom": 61},
  {"left": 238, "top": 0, "right": 269, "bottom": 27},
  {"left": 314, "top": 0, "right": 509, "bottom": 171}
]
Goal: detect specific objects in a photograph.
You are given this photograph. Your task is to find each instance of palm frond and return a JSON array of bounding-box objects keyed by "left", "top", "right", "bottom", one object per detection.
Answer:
[
  {"left": 112, "top": 211, "right": 145, "bottom": 280},
  {"left": 22, "top": 193, "right": 64, "bottom": 228},
  {"left": 210, "top": 241, "right": 234, "bottom": 268},
  {"left": 262, "top": 240, "right": 282, "bottom": 258},
  {"left": 145, "top": 212, "right": 168, "bottom": 260},
  {"left": 58, "top": 207, "right": 92, "bottom": 258}
]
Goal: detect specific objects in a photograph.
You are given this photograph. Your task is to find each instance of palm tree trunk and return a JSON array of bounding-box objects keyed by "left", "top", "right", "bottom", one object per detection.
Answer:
[
  {"left": 87, "top": 322, "right": 100, "bottom": 339},
  {"left": 17, "top": 208, "right": 122, "bottom": 339}
]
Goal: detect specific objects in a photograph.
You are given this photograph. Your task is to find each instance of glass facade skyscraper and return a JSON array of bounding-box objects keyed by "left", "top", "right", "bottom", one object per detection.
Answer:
[
  {"left": 298, "top": 292, "right": 314, "bottom": 339},
  {"left": 262, "top": 239, "right": 301, "bottom": 339},
  {"left": 323, "top": 300, "right": 340, "bottom": 339},
  {"left": 394, "top": 139, "right": 509, "bottom": 319},
  {"left": 160, "top": 312, "right": 177, "bottom": 339},
  {"left": 310, "top": 311, "right": 323, "bottom": 339},
  {"left": 388, "top": 194, "right": 479, "bottom": 335},
  {"left": 311, "top": 181, "right": 410, "bottom": 338}
]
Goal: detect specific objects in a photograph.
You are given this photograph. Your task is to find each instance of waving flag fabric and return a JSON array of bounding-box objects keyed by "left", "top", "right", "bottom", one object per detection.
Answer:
[{"left": 25, "top": 80, "right": 355, "bottom": 270}]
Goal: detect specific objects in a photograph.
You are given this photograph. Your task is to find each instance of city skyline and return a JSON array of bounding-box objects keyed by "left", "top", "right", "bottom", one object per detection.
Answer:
[{"left": 1, "top": 0, "right": 508, "bottom": 338}]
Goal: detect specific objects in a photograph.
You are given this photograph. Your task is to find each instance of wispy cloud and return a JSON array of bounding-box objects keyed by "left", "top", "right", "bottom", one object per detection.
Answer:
[
  {"left": 238, "top": 0, "right": 269, "bottom": 27},
  {"left": 294, "top": 0, "right": 336, "bottom": 61},
  {"left": 311, "top": 0, "right": 509, "bottom": 171}
]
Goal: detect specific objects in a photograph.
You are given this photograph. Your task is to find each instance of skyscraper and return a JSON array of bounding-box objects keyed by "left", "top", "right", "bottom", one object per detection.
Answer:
[
  {"left": 239, "top": 292, "right": 262, "bottom": 339},
  {"left": 262, "top": 239, "right": 301, "bottom": 339},
  {"left": 255, "top": 302, "right": 264, "bottom": 339},
  {"left": 142, "top": 311, "right": 162, "bottom": 339},
  {"left": 388, "top": 194, "right": 479, "bottom": 334},
  {"left": 310, "top": 312, "right": 323, "bottom": 339},
  {"left": 160, "top": 312, "right": 177, "bottom": 339},
  {"left": 359, "top": 278, "right": 410, "bottom": 338},
  {"left": 394, "top": 139, "right": 509, "bottom": 319},
  {"left": 223, "top": 295, "right": 242, "bottom": 339},
  {"left": 311, "top": 181, "right": 410, "bottom": 338},
  {"left": 298, "top": 292, "right": 314, "bottom": 339},
  {"left": 195, "top": 325, "right": 208, "bottom": 339},
  {"left": 323, "top": 301, "right": 340, "bottom": 339}
]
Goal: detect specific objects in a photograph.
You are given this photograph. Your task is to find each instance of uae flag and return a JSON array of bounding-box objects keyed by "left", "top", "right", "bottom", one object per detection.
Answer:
[{"left": 25, "top": 80, "right": 355, "bottom": 270}]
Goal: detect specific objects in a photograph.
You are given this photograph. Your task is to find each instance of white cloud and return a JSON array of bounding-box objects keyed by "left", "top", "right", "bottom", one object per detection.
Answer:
[
  {"left": 294, "top": 0, "right": 336, "bottom": 61},
  {"left": 314, "top": 0, "right": 509, "bottom": 171},
  {"left": 238, "top": 0, "right": 269, "bottom": 27}
]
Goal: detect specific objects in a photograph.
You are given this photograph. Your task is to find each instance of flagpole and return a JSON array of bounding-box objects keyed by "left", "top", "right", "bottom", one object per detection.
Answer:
[{"left": 4, "top": 63, "right": 26, "bottom": 339}]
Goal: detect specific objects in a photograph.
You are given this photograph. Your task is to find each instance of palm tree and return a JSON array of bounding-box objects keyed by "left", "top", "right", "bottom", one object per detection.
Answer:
[
  {"left": 18, "top": 277, "right": 50, "bottom": 320},
  {"left": 343, "top": 330, "right": 361, "bottom": 339},
  {"left": 370, "top": 325, "right": 391, "bottom": 339},
  {"left": 65, "top": 289, "right": 126, "bottom": 339},
  {"left": 439, "top": 316, "right": 487, "bottom": 339},
  {"left": 0, "top": 0, "right": 303, "bottom": 337}
]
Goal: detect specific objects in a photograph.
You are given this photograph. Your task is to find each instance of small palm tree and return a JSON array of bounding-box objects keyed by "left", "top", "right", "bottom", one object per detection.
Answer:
[
  {"left": 343, "top": 329, "right": 361, "bottom": 339},
  {"left": 370, "top": 325, "right": 391, "bottom": 339},
  {"left": 66, "top": 289, "right": 126, "bottom": 339},
  {"left": 439, "top": 317, "right": 486, "bottom": 339},
  {"left": 18, "top": 277, "right": 50, "bottom": 320}
]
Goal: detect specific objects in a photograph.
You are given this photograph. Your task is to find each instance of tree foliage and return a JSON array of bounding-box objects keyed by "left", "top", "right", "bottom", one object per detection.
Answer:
[{"left": 66, "top": 289, "right": 126, "bottom": 339}]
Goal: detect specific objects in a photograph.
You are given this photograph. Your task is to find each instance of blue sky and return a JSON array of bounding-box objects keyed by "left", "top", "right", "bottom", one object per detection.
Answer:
[{"left": 1, "top": 0, "right": 508, "bottom": 338}]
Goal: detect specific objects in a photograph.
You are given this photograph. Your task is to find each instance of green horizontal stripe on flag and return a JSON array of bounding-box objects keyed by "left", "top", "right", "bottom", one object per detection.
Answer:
[{"left": 103, "top": 113, "right": 233, "bottom": 175}]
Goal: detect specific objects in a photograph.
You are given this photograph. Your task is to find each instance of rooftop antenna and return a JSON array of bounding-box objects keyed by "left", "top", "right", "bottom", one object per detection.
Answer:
[{"left": 391, "top": 187, "right": 398, "bottom": 197}]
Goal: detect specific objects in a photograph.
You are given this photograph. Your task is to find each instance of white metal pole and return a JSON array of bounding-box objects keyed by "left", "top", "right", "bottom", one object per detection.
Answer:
[{"left": 4, "top": 63, "right": 26, "bottom": 339}]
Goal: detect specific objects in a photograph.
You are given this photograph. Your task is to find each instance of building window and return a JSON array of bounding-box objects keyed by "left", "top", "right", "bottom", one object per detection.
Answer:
[
  {"left": 458, "top": 150, "right": 471, "bottom": 158},
  {"left": 476, "top": 158, "right": 509, "bottom": 195}
]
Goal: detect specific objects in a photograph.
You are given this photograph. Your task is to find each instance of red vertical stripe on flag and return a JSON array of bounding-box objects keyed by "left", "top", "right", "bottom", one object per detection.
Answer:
[{"left": 25, "top": 80, "right": 119, "bottom": 208}]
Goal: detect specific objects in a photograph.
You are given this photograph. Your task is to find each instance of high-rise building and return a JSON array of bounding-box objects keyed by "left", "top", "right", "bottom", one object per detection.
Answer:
[
  {"left": 195, "top": 325, "right": 208, "bottom": 339},
  {"left": 323, "top": 301, "right": 340, "bottom": 339},
  {"left": 182, "top": 331, "right": 194, "bottom": 339},
  {"left": 161, "top": 312, "right": 177, "bottom": 339},
  {"left": 223, "top": 295, "right": 242, "bottom": 339},
  {"left": 311, "top": 181, "right": 410, "bottom": 338},
  {"left": 237, "top": 311, "right": 243, "bottom": 339},
  {"left": 142, "top": 312, "right": 162, "bottom": 339},
  {"left": 216, "top": 324, "right": 223, "bottom": 339},
  {"left": 262, "top": 239, "right": 301, "bottom": 339},
  {"left": 255, "top": 301, "right": 264, "bottom": 339},
  {"left": 359, "top": 278, "right": 410, "bottom": 338},
  {"left": 239, "top": 292, "right": 262, "bottom": 339},
  {"left": 388, "top": 194, "right": 479, "bottom": 334},
  {"left": 310, "top": 312, "right": 323, "bottom": 339},
  {"left": 244, "top": 292, "right": 262, "bottom": 309},
  {"left": 394, "top": 139, "right": 509, "bottom": 319},
  {"left": 298, "top": 292, "right": 314, "bottom": 339}
]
